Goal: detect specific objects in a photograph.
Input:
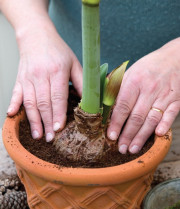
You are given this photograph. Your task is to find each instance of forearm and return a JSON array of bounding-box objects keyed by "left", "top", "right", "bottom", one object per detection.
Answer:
[{"left": 0, "top": 0, "right": 55, "bottom": 44}]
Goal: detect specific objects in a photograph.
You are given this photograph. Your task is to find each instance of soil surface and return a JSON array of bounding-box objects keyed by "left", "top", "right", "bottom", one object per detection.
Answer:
[{"left": 19, "top": 86, "right": 154, "bottom": 168}]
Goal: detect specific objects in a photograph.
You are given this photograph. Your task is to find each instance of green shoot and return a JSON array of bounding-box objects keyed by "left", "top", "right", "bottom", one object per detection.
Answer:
[
  {"left": 102, "top": 61, "right": 129, "bottom": 124},
  {"left": 100, "top": 63, "right": 108, "bottom": 113},
  {"left": 80, "top": 2, "right": 100, "bottom": 114},
  {"left": 103, "top": 61, "right": 129, "bottom": 106},
  {"left": 102, "top": 105, "right": 112, "bottom": 125}
]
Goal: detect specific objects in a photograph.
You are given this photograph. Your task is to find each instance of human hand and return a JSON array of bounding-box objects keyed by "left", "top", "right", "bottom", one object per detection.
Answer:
[
  {"left": 107, "top": 38, "right": 180, "bottom": 154},
  {"left": 7, "top": 22, "right": 83, "bottom": 142}
]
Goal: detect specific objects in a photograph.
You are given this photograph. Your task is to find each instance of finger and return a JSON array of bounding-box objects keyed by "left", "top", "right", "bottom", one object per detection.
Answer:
[
  {"left": 126, "top": 97, "right": 170, "bottom": 154},
  {"left": 23, "top": 81, "right": 43, "bottom": 139},
  {"left": 7, "top": 82, "right": 23, "bottom": 116},
  {"left": 127, "top": 107, "right": 164, "bottom": 154},
  {"left": 34, "top": 78, "right": 54, "bottom": 142},
  {"left": 118, "top": 95, "right": 153, "bottom": 154},
  {"left": 107, "top": 80, "right": 139, "bottom": 141},
  {"left": 156, "top": 101, "right": 180, "bottom": 136},
  {"left": 50, "top": 68, "right": 69, "bottom": 132},
  {"left": 71, "top": 59, "right": 83, "bottom": 97}
]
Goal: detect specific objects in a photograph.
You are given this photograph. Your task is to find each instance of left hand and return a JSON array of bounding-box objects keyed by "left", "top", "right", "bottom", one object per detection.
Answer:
[{"left": 107, "top": 38, "right": 180, "bottom": 154}]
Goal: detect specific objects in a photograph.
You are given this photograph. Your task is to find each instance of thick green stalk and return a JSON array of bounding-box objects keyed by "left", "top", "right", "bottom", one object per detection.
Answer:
[{"left": 80, "top": 2, "right": 100, "bottom": 114}]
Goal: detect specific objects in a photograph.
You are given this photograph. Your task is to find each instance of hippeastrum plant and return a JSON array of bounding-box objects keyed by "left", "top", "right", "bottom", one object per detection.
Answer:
[{"left": 53, "top": 0, "right": 128, "bottom": 163}]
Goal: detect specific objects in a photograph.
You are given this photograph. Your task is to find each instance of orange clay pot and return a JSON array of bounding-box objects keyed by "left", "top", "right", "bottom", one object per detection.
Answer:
[{"left": 2, "top": 109, "right": 172, "bottom": 209}]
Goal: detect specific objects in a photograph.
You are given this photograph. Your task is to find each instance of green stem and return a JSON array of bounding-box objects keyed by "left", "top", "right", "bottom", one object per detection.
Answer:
[
  {"left": 80, "top": 2, "right": 100, "bottom": 114},
  {"left": 102, "top": 105, "right": 112, "bottom": 124},
  {"left": 100, "top": 63, "right": 108, "bottom": 113}
]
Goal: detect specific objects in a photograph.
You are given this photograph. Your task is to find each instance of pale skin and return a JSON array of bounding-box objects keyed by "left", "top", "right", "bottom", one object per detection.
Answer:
[{"left": 1, "top": 0, "right": 180, "bottom": 153}]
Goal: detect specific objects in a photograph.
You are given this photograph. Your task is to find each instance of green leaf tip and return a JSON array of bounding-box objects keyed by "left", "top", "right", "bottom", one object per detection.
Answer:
[
  {"left": 103, "top": 61, "right": 129, "bottom": 106},
  {"left": 100, "top": 63, "right": 108, "bottom": 71}
]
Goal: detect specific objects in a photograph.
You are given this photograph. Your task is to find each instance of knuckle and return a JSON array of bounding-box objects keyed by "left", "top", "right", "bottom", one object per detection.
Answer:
[
  {"left": 43, "top": 120, "right": 52, "bottom": 127},
  {"left": 28, "top": 120, "right": 39, "bottom": 127},
  {"left": 130, "top": 113, "right": 145, "bottom": 126},
  {"left": 109, "top": 121, "right": 122, "bottom": 132},
  {"left": 161, "top": 87, "right": 171, "bottom": 98},
  {"left": 147, "top": 115, "right": 160, "bottom": 126},
  {"left": 30, "top": 63, "right": 51, "bottom": 78},
  {"left": 115, "top": 100, "right": 131, "bottom": 116},
  {"left": 23, "top": 99, "right": 35, "bottom": 109},
  {"left": 131, "top": 76, "right": 141, "bottom": 86},
  {"left": 31, "top": 66, "right": 42, "bottom": 78},
  {"left": 149, "top": 83, "right": 158, "bottom": 94},
  {"left": 166, "top": 108, "right": 179, "bottom": 117},
  {"left": 160, "top": 120, "right": 169, "bottom": 128},
  {"left": 121, "top": 133, "right": 134, "bottom": 141},
  {"left": 51, "top": 63, "right": 61, "bottom": 75},
  {"left": 51, "top": 93, "right": 67, "bottom": 103},
  {"left": 37, "top": 100, "right": 50, "bottom": 111}
]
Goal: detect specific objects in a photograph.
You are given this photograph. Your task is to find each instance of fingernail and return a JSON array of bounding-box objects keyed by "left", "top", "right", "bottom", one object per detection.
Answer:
[
  {"left": 53, "top": 122, "right": 61, "bottom": 132},
  {"left": 109, "top": 131, "right": 118, "bottom": 141},
  {"left": 119, "top": 144, "right": 128, "bottom": 154},
  {"left": 46, "top": 133, "right": 53, "bottom": 142},
  {"left": 157, "top": 127, "right": 165, "bottom": 135},
  {"left": 7, "top": 107, "right": 13, "bottom": 114},
  {"left": 129, "top": 145, "right": 140, "bottom": 154},
  {"left": 32, "top": 130, "right": 39, "bottom": 139}
]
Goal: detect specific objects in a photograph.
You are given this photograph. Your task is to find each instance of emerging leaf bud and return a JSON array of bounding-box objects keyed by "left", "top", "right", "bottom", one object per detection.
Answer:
[{"left": 103, "top": 61, "right": 129, "bottom": 106}]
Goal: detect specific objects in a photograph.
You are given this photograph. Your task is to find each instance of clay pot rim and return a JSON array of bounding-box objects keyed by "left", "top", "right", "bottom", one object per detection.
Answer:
[{"left": 2, "top": 109, "right": 172, "bottom": 186}]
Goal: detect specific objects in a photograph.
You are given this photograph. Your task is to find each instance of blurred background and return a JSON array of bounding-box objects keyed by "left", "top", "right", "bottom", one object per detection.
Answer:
[{"left": 0, "top": 12, "right": 19, "bottom": 127}]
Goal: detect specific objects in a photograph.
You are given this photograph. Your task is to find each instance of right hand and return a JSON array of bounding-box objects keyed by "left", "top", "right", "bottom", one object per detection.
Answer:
[{"left": 7, "top": 22, "right": 83, "bottom": 142}]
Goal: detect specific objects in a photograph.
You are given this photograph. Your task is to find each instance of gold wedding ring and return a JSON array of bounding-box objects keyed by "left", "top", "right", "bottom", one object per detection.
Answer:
[{"left": 151, "top": 107, "right": 164, "bottom": 114}]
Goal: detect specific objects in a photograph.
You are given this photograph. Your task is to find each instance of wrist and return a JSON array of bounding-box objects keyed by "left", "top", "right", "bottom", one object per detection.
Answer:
[
  {"left": 159, "top": 37, "right": 180, "bottom": 67},
  {"left": 15, "top": 16, "right": 57, "bottom": 52}
]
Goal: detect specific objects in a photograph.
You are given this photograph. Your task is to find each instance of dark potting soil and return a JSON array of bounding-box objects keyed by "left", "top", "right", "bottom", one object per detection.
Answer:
[{"left": 19, "top": 86, "right": 154, "bottom": 168}]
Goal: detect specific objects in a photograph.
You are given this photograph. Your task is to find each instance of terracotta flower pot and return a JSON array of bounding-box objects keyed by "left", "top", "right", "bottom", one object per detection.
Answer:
[{"left": 2, "top": 109, "right": 172, "bottom": 209}]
